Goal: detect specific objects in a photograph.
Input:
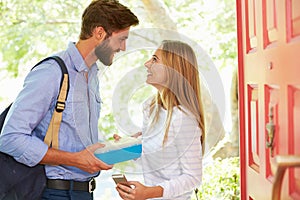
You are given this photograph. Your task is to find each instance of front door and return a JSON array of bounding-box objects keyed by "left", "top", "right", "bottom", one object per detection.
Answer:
[{"left": 237, "top": 0, "right": 300, "bottom": 199}]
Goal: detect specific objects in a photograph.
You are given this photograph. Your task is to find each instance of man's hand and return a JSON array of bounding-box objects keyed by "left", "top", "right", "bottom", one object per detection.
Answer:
[
  {"left": 40, "top": 143, "right": 113, "bottom": 174},
  {"left": 74, "top": 143, "right": 113, "bottom": 173}
]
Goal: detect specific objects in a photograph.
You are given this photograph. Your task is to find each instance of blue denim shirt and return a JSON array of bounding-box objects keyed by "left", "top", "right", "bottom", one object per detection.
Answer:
[{"left": 0, "top": 42, "right": 102, "bottom": 181}]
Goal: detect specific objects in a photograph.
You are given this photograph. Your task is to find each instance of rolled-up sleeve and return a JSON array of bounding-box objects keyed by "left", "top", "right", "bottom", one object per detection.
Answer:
[{"left": 0, "top": 60, "right": 61, "bottom": 166}]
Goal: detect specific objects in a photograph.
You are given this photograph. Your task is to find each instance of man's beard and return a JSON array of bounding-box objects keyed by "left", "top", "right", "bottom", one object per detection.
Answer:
[{"left": 94, "top": 39, "right": 114, "bottom": 66}]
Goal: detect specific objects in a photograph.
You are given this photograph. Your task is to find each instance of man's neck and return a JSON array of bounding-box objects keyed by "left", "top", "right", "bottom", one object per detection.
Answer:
[{"left": 76, "top": 39, "right": 98, "bottom": 68}]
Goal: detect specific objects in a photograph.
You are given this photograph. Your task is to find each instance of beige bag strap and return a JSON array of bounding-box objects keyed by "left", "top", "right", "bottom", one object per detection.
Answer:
[
  {"left": 44, "top": 74, "right": 69, "bottom": 149},
  {"left": 35, "top": 56, "right": 69, "bottom": 149}
]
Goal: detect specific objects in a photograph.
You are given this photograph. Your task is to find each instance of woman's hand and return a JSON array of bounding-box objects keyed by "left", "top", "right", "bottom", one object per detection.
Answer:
[
  {"left": 116, "top": 181, "right": 163, "bottom": 200},
  {"left": 131, "top": 132, "right": 142, "bottom": 138},
  {"left": 116, "top": 181, "right": 146, "bottom": 200},
  {"left": 113, "top": 131, "right": 142, "bottom": 142}
]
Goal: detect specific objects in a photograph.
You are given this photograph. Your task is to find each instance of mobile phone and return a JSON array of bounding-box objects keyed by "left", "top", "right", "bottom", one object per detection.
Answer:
[{"left": 112, "top": 174, "right": 130, "bottom": 186}]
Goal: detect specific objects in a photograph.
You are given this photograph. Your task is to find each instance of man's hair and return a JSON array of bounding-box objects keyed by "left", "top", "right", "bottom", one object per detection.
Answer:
[{"left": 80, "top": 0, "right": 139, "bottom": 40}]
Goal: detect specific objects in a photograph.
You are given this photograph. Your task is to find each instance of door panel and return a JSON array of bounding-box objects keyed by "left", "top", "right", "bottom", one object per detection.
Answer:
[
  {"left": 288, "top": 86, "right": 300, "bottom": 198},
  {"left": 263, "top": 0, "right": 278, "bottom": 47},
  {"left": 264, "top": 85, "right": 279, "bottom": 179},
  {"left": 287, "top": 0, "right": 300, "bottom": 39},
  {"left": 245, "top": 0, "right": 258, "bottom": 50},
  {"left": 248, "top": 85, "right": 260, "bottom": 169}
]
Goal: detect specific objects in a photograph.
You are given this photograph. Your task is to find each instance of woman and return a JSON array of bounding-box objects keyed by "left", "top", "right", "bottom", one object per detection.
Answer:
[{"left": 116, "top": 40, "right": 205, "bottom": 200}]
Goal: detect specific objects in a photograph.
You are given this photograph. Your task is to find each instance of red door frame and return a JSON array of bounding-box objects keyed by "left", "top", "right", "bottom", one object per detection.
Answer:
[{"left": 236, "top": 0, "right": 246, "bottom": 199}]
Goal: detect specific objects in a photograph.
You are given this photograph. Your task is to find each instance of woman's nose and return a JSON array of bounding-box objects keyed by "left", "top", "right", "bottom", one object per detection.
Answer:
[{"left": 144, "top": 59, "right": 151, "bottom": 68}]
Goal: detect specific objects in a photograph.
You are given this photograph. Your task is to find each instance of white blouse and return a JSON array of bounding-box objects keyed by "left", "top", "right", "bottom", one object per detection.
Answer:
[{"left": 141, "top": 101, "right": 203, "bottom": 200}]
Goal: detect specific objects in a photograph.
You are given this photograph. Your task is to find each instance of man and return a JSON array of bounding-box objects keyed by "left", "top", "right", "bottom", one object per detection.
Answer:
[{"left": 0, "top": 0, "right": 139, "bottom": 199}]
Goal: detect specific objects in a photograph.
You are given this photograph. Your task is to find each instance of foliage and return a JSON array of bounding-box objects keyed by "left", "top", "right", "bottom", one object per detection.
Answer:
[
  {"left": 0, "top": 0, "right": 237, "bottom": 76},
  {"left": 166, "top": 0, "right": 237, "bottom": 70},
  {"left": 192, "top": 157, "right": 240, "bottom": 200},
  {"left": 0, "top": 0, "right": 87, "bottom": 77}
]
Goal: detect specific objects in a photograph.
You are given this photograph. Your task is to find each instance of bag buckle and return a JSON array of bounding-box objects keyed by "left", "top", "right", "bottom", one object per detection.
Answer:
[
  {"left": 55, "top": 101, "right": 65, "bottom": 112},
  {"left": 88, "top": 178, "right": 96, "bottom": 193}
]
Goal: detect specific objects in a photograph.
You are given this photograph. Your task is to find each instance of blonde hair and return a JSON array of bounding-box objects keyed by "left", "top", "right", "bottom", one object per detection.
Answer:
[{"left": 149, "top": 40, "right": 206, "bottom": 153}]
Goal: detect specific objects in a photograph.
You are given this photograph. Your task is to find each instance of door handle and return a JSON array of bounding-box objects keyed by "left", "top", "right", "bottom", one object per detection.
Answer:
[
  {"left": 272, "top": 155, "right": 300, "bottom": 200},
  {"left": 266, "top": 107, "right": 275, "bottom": 156}
]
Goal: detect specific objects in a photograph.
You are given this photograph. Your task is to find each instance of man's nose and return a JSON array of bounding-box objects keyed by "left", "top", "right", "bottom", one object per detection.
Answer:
[{"left": 120, "top": 40, "right": 126, "bottom": 51}]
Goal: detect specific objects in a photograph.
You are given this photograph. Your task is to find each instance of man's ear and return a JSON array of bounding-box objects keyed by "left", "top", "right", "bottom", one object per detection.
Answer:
[{"left": 93, "top": 26, "right": 107, "bottom": 41}]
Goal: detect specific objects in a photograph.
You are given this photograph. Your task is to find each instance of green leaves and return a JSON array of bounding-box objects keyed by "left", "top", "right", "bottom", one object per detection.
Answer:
[
  {"left": 195, "top": 157, "right": 240, "bottom": 200},
  {"left": 0, "top": 0, "right": 83, "bottom": 76}
]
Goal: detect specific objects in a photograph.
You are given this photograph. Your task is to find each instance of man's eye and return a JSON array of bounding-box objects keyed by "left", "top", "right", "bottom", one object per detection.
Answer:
[{"left": 151, "top": 58, "right": 157, "bottom": 63}]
